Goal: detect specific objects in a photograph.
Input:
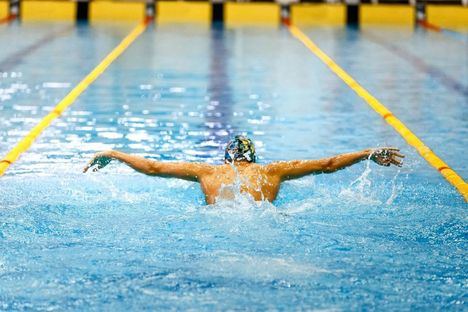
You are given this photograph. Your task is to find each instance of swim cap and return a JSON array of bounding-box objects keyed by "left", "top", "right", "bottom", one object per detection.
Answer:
[{"left": 224, "top": 135, "right": 256, "bottom": 163}]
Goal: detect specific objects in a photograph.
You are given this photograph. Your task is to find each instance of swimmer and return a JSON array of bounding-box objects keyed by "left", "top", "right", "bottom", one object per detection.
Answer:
[{"left": 83, "top": 135, "right": 404, "bottom": 204}]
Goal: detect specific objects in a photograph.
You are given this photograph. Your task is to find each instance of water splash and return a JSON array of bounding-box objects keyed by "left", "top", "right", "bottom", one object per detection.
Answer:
[
  {"left": 386, "top": 169, "right": 402, "bottom": 205},
  {"left": 82, "top": 174, "right": 152, "bottom": 204},
  {"left": 199, "top": 252, "right": 331, "bottom": 282},
  {"left": 198, "top": 163, "right": 280, "bottom": 234},
  {"left": 339, "top": 160, "right": 382, "bottom": 205}
]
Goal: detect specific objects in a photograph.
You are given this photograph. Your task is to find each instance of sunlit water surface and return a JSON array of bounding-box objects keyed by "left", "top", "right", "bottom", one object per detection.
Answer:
[{"left": 0, "top": 22, "right": 466, "bottom": 310}]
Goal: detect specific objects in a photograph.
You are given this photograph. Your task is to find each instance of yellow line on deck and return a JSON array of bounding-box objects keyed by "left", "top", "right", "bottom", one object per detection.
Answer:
[
  {"left": 0, "top": 19, "right": 150, "bottom": 176},
  {"left": 287, "top": 24, "right": 468, "bottom": 202}
]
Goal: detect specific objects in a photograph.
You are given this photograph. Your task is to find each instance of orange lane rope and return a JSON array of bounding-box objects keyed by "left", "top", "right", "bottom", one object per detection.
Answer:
[
  {"left": 0, "top": 18, "right": 151, "bottom": 176},
  {"left": 287, "top": 24, "right": 467, "bottom": 202}
]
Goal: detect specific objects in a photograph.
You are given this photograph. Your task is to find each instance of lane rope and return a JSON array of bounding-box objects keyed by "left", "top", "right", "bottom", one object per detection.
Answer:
[
  {"left": 287, "top": 24, "right": 467, "bottom": 202},
  {"left": 0, "top": 18, "right": 151, "bottom": 176}
]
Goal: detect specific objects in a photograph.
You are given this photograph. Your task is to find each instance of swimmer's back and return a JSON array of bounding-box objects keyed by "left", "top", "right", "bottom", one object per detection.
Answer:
[{"left": 199, "top": 163, "right": 281, "bottom": 204}]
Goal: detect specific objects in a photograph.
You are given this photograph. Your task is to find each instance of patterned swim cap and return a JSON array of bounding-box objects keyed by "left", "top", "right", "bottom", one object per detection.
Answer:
[{"left": 224, "top": 135, "right": 256, "bottom": 163}]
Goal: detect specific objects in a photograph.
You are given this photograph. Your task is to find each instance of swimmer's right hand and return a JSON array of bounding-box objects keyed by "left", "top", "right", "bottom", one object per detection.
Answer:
[{"left": 83, "top": 151, "right": 114, "bottom": 173}]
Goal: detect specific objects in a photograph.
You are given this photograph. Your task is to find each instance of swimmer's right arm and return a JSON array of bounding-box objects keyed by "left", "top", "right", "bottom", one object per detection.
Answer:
[{"left": 83, "top": 150, "right": 214, "bottom": 182}]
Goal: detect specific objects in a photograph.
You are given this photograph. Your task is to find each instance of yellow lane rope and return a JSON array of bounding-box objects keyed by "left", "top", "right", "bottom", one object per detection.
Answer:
[
  {"left": 288, "top": 24, "right": 468, "bottom": 202},
  {"left": 0, "top": 19, "right": 151, "bottom": 176}
]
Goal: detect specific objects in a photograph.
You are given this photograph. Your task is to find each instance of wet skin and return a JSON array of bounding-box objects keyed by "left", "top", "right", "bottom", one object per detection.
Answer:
[
  {"left": 199, "top": 163, "right": 281, "bottom": 204},
  {"left": 84, "top": 148, "right": 404, "bottom": 205}
]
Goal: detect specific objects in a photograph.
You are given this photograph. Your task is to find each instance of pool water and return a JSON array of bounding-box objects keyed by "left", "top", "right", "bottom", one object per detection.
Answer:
[{"left": 0, "top": 21, "right": 466, "bottom": 310}]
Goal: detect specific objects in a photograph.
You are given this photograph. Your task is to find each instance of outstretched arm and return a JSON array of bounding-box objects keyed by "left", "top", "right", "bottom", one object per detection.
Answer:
[
  {"left": 83, "top": 150, "right": 214, "bottom": 182},
  {"left": 266, "top": 147, "right": 404, "bottom": 181}
]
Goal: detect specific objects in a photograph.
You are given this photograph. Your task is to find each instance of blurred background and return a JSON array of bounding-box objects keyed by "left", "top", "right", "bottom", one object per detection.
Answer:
[{"left": 0, "top": 0, "right": 467, "bottom": 29}]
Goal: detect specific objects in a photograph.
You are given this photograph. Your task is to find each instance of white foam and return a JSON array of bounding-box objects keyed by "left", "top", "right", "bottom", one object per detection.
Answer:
[
  {"left": 198, "top": 252, "right": 331, "bottom": 281},
  {"left": 42, "top": 82, "right": 71, "bottom": 88}
]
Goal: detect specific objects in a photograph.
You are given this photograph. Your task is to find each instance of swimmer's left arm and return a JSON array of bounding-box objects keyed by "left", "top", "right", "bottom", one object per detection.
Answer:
[
  {"left": 83, "top": 150, "right": 214, "bottom": 182},
  {"left": 267, "top": 147, "right": 404, "bottom": 181}
]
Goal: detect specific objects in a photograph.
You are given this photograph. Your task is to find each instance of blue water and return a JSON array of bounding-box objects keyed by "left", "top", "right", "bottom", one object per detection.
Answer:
[{"left": 0, "top": 21, "right": 466, "bottom": 310}]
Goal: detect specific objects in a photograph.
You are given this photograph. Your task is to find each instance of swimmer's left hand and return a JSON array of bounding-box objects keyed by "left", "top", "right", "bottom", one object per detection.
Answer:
[
  {"left": 83, "top": 151, "right": 113, "bottom": 173},
  {"left": 370, "top": 147, "right": 405, "bottom": 167}
]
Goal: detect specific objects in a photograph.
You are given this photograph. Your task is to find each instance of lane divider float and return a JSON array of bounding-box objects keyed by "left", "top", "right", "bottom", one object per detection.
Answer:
[
  {"left": 0, "top": 18, "right": 152, "bottom": 176},
  {"left": 287, "top": 24, "right": 467, "bottom": 202}
]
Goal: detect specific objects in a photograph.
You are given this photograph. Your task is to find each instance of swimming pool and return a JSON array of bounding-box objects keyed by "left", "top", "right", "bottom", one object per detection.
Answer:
[{"left": 0, "top": 21, "right": 466, "bottom": 310}]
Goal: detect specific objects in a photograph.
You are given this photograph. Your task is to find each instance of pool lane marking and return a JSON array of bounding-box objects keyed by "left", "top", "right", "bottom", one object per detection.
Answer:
[
  {"left": 0, "top": 18, "right": 152, "bottom": 176},
  {"left": 364, "top": 31, "right": 468, "bottom": 97},
  {"left": 0, "top": 26, "right": 74, "bottom": 72},
  {"left": 287, "top": 24, "right": 468, "bottom": 202}
]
